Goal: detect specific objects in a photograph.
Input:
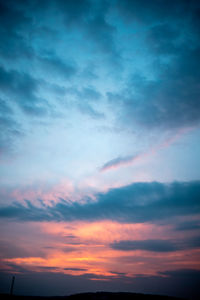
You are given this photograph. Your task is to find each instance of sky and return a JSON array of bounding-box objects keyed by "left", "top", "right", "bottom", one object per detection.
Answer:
[{"left": 0, "top": 0, "right": 200, "bottom": 298}]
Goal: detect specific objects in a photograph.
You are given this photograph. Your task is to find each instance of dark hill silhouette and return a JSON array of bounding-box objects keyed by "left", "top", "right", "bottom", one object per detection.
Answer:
[{"left": 0, "top": 292, "right": 186, "bottom": 300}]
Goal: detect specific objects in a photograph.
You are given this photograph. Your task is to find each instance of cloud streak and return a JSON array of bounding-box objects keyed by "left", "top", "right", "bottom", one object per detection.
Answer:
[
  {"left": 100, "top": 127, "right": 193, "bottom": 172},
  {"left": 100, "top": 154, "right": 139, "bottom": 172},
  {"left": 110, "top": 239, "right": 179, "bottom": 252},
  {"left": 110, "top": 235, "right": 200, "bottom": 253},
  {"left": 0, "top": 181, "right": 200, "bottom": 223}
]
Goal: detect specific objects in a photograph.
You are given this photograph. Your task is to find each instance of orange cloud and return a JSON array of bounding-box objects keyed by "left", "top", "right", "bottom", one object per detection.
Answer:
[{"left": 2, "top": 219, "right": 200, "bottom": 279}]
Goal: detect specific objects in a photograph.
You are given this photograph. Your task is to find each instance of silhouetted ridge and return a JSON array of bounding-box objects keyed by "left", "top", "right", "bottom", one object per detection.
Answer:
[
  {"left": 68, "top": 292, "right": 185, "bottom": 300},
  {"left": 0, "top": 292, "right": 186, "bottom": 300}
]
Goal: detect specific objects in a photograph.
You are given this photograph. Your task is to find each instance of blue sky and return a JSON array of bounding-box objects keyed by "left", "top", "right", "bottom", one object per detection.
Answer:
[{"left": 0, "top": 0, "right": 200, "bottom": 299}]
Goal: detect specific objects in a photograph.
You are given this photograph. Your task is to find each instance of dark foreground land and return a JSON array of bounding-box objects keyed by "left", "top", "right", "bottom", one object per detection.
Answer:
[{"left": 0, "top": 292, "right": 186, "bottom": 300}]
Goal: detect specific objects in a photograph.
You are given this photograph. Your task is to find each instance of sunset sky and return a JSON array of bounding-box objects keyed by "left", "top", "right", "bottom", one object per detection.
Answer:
[{"left": 0, "top": 0, "right": 200, "bottom": 299}]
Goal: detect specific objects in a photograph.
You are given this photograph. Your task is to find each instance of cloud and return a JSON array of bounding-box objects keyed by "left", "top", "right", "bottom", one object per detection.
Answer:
[
  {"left": 57, "top": 0, "right": 92, "bottom": 25},
  {"left": 65, "top": 86, "right": 103, "bottom": 118},
  {"left": 110, "top": 235, "right": 200, "bottom": 253},
  {"left": 106, "top": 0, "right": 200, "bottom": 131},
  {"left": 58, "top": 0, "right": 118, "bottom": 57},
  {"left": 159, "top": 268, "right": 200, "bottom": 279},
  {"left": 0, "top": 181, "right": 200, "bottom": 223},
  {"left": 76, "top": 87, "right": 102, "bottom": 102},
  {"left": 64, "top": 268, "right": 87, "bottom": 271},
  {"left": 0, "top": 240, "right": 30, "bottom": 259},
  {"left": 37, "top": 54, "right": 77, "bottom": 80},
  {"left": 4, "top": 0, "right": 199, "bottom": 134},
  {"left": 0, "top": 66, "right": 49, "bottom": 116},
  {"left": 100, "top": 127, "right": 193, "bottom": 172},
  {"left": 0, "top": 98, "right": 21, "bottom": 155},
  {"left": 0, "top": 0, "right": 33, "bottom": 60},
  {"left": 100, "top": 155, "right": 138, "bottom": 172},
  {"left": 146, "top": 23, "right": 180, "bottom": 55},
  {"left": 110, "top": 239, "right": 178, "bottom": 252},
  {"left": 86, "top": 13, "right": 117, "bottom": 56},
  {"left": 175, "top": 220, "right": 200, "bottom": 231},
  {"left": 116, "top": 0, "right": 198, "bottom": 24},
  {"left": 186, "top": 235, "right": 200, "bottom": 249},
  {"left": 78, "top": 102, "right": 104, "bottom": 119},
  {"left": 108, "top": 45, "right": 200, "bottom": 130}
]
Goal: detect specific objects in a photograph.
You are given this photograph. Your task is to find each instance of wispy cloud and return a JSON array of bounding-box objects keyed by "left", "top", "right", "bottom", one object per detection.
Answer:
[
  {"left": 100, "top": 127, "right": 194, "bottom": 172},
  {"left": 100, "top": 154, "right": 139, "bottom": 172}
]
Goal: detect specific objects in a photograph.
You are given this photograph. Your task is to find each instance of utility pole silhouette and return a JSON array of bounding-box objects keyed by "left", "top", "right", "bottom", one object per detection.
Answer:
[{"left": 10, "top": 276, "right": 15, "bottom": 296}]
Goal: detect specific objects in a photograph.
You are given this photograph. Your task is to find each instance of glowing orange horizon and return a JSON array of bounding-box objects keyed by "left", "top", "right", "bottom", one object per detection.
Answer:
[{"left": 2, "top": 219, "right": 200, "bottom": 280}]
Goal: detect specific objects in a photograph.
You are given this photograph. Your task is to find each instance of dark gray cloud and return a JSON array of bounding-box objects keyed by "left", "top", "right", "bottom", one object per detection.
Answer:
[
  {"left": 64, "top": 87, "right": 103, "bottom": 118},
  {"left": 0, "top": 98, "right": 21, "bottom": 154},
  {"left": 0, "top": 181, "right": 199, "bottom": 223},
  {"left": 0, "top": 240, "right": 29, "bottom": 259},
  {"left": 57, "top": 0, "right": 92, "bottom": 25},
  {"left": 0, "top": 0, "right": 33, "bottom": 60},
  {"left": 6, "top": 0, "right": 118, "bottom": 61},
  {"left": 64, "top": 268, "right": 87, "bottom": 271},
  {"left": 100, "top": 154, "right": 138, "bottom": 172},
  {"left": 0, "top": 66, "right": 48, "bottom": 116},
  {"left": 116, "top": 0, "right": 200, "bottom": 24},
  {"left": 0, "top": 0, "right": 108, "bottom": 156},
  {"left": 0, "top": 0, "right": 79, "bottom": 156},
  {"left": 2, "top": 0, "right": 199, "bottom": 133},
  {"left": 159, "top": 268, "right": 200, "bottom": 279},
  {"left": 108, "top": 45, "right": 200, "bottom": 129},
  {"left": 37, "top": 266, "right": 60, "bottom": 272},
  {"left": 60, "top": 0, "right": 117, "bottom": 52},
  {"left": 0, "top": 0, "right": 29, "bottom": 30},
  {"left": 0, "top": 98, "right": 12, "bottom": 115},
  {"left": 62, "top": 247, "right": 77, "bottom": 253},
  {"left": 86, "top": 13, "right": 117, "bottom": 56},
  {"left": 78, "top": 102, "right": 104, "bottom": 119},
  {"left": 110, "top": 235, "right": 200, "bottom": 253},
  {"left": 0, "top": 1, "right": 86, "bottom": 62},
  {"left": 175, "top": 220, "right": 200, "bottom": 231},
  {"left": 146, "top": 23, "right": 181, "bottom": 55},
  {"left": 37, "top": 54, "right": 77, "bottom": 80},
  {"left": 77, "top": 87, "right": 101, "bottom": 102},
  {"left": 187, "top": 235, "right": 200, "bottom": 249},
  {"left": 58, "top": 0, "right": 119, "bottom": 57},
  {"left": 110, "top": 239, "right": 178, "bottom": 252},
  {"left": 106, "top": 0, "right": 200, "bottom": 130},
  {"left": 0, "top": 0, "right": 78, "bottom": 77},
  {"left": 66, "top": 86, "right": 103, "bottom": 117}
]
